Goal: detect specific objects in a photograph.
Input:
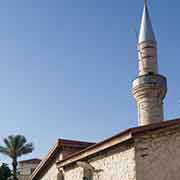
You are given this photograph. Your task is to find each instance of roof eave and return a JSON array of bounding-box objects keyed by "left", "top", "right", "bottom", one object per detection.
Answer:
[{"left": 57, "top": 118, "right": 180, "bottom": 168}]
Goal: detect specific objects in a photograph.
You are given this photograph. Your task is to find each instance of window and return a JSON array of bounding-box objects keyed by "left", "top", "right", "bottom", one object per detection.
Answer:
[
  {"left": 57, "top": 170, "right": 64, "bottom": 180},
  {"left": 83, "top": 177, "right": 92, "bottom": 180},
  {"left": 83, "top": 169, "right": 93, "bottom": 180}
]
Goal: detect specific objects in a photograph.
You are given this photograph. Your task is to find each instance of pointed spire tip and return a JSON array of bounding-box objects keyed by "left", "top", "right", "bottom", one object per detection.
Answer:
[
  {"left": 144, "top": 0, "right": 147, "bottom": 6},
  {"left": 138, "top": 0, "right": 156, "bottom": 43}
]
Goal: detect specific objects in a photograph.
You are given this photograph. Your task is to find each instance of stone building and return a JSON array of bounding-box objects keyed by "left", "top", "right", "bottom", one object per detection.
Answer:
[
  {"left": 18, "top": 159, "right": 41, "bottom": 180},
  {"left": 29, "top": 139, "right": 94, "bottom": 180},
  {"left": 57, "top": 119, "right": 180, "bottom": 180},
  {"left": 29, "top": 1, "right": 180, "bottom": 180}
]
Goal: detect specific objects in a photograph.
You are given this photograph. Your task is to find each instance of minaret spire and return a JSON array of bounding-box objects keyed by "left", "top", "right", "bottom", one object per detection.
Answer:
[
  {"left": 139, "top": 0, "right": 156, "bottom": 43},
  {"left": 144, "top": 0, "right": 147, "bottom": 6},
  {"left": 137, "top": 0, "right": 158, "bottom": 75},
  {"left": 132, "top": 1, "right": 167, "bottom": 126}
]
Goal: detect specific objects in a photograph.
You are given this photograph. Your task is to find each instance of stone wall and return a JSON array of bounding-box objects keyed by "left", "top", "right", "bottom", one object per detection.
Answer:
[
  {"left": 64, "top": 143, "right": 136, "bottom": 180},
  {"left": 18, "top": 161, "right": 40, "bottom": 180},
  {"left": 19, "top": 162, "right": 40, "bottom": 176},
  {"left": 36, "top": 150, "right": 61, "bottom": 180},
  {"left": 36, "top": 147, "right": 87, "bottom": 180},
  {"left": 135, "top": 125, "right": 180, "bottom": 180},
  {"left": 38, "top": 158, "right": 59, "bottom": 180}
]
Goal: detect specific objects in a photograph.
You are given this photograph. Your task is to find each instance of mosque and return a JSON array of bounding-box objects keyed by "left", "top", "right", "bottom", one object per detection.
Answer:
[{"left": 24, "top": 1, "right": 180, "bottom": 180}]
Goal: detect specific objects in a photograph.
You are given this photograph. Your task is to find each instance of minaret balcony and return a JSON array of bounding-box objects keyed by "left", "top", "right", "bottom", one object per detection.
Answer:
[{"left": 132, "top": 74, "right": 167, "bottom": 100}]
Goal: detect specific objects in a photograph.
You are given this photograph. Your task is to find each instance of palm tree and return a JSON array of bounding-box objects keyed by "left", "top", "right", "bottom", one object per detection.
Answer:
[{"left": 0, "top": 135, "right": 34, "bottom": 180}]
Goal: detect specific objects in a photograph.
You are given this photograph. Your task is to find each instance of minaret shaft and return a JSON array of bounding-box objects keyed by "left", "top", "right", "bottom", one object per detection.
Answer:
[
  {"left": 132, "top": 2, "right": 167, "bottom": 126},
  {"left": 133, "top": 74, "right": 167, "bottom": 126},
  {"left": 138, "top": 41, "right": 158, "bottom": 75}
]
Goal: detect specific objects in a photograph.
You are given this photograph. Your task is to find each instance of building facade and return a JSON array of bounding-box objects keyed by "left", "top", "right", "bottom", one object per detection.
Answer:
[
  {"left": 18, "top": 159, "right": 41, "bottom": 180},
  {"left": 57, "top": 120, "right": 180, "bottom": 180}
]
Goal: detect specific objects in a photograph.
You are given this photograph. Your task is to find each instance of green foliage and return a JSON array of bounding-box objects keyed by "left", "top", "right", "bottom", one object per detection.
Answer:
[{"left": 0, "top": 163, "right": 11, "bottom": 180}]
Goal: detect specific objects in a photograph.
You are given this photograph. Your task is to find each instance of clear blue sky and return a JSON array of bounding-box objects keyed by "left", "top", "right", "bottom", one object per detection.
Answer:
[{"left": 0, "top": 0, "right": 179, "bottom": 164}]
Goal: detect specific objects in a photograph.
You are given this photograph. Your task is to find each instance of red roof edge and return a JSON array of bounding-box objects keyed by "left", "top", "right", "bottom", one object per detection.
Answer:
[
  {"left": 19, "top": 158, "right": 41, "bottom": 164},
  {"left": 58, "top": 138, "right": 95, "bottom": 147}
]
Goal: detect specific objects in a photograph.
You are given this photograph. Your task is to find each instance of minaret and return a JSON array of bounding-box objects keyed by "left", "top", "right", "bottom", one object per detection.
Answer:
[{"left": 132, "top": 1, "right": 167, "bottom": 126}]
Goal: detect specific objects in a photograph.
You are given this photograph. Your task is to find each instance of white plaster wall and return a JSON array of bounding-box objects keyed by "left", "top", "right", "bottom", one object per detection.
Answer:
[
  {"left": 64, "top": 144, "right": 136, "bottom": 180},
  {"left": 135, "top": 126, "right": 180, "bottom": 180}
]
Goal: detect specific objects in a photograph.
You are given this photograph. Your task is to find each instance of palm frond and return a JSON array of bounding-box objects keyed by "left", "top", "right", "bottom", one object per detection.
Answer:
[
  {"left": 17, "top": 143, "right": 34, "bottom": 156},
  {"left": 7, "top": 136, "right": 16, "bottom": 149},
  {"left": 14, "top": 135, "right": 26, "bottom": 149},
  {"left": 0, "top": 146, "right": 11, "bottom": 157},
  {"left": 3, "top": 138, "right": 13, "bottom": 151}
]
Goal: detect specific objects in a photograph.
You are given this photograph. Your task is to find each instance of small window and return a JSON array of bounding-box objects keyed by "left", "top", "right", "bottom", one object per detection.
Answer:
[
  {"left": 57, "top": 170, "right": 64, "bottom": 180},
  {"left": 83, "top": 177, "right": 92, "bottom": 180},
  {"left": 83, "top": 169, "right": 93, "bottom": 180}
]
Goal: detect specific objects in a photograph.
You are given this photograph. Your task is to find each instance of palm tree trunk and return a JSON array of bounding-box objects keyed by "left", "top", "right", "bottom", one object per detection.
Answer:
[{"left": 12, "top": 158, "right": 18, "bottom": 180}]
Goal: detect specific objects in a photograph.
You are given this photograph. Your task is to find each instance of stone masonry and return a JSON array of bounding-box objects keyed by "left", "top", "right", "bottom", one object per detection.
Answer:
[
  {"left": 60, "top": 123, "right": 180, "bottom": 180},
  {"left": 64, "top": 144, "right": 136, "bottom": 180},
  {"left": 135, "top": 125, "right": 180, "bottom": 180}
]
